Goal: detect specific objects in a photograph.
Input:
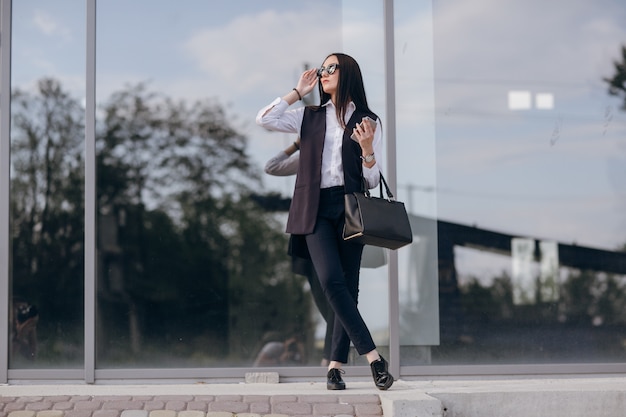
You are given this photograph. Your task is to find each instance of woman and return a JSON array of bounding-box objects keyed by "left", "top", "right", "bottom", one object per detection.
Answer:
[{"left": 256, "top": 53, "right": 393, "bottom": 390}]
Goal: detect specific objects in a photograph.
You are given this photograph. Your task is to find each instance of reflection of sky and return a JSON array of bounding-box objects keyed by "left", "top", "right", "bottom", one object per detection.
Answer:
[
  {"left": 426, "top": 0, "right": 626, "bottom": 254},
  {"left": 10, "top": 1, "right": 626, "bottom": 325}
]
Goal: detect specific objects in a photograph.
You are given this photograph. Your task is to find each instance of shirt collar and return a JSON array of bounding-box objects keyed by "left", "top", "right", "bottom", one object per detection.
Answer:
[{"left": 322, "top": 100, "right": 357, "bottom": 112}]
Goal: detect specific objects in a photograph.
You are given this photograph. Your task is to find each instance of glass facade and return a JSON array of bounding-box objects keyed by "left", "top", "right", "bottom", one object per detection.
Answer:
[
  {"left": 0, "top": 0, "right": 625, "bottom": 382},
  {"left": 9, "top": 0, "right": 86, "bottom": 369}
]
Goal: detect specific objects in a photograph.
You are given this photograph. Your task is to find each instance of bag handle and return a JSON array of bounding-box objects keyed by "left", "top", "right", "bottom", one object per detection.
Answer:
[{"left": 362, "top": 171, "right": 395, "bottom": 202}]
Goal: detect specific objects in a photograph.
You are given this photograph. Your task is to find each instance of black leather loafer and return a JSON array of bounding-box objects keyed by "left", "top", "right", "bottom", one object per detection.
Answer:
[
  {"left": 370, "top": 355, "right": 394, "bottom": 390},
  {"left": 327, "top": 368, "right": 346, "bottom": 390}
]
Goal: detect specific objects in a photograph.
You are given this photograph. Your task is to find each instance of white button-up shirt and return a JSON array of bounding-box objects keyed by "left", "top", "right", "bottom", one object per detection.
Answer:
[{"left": 256, "top": 98, "right": 383, "bottom": 190}]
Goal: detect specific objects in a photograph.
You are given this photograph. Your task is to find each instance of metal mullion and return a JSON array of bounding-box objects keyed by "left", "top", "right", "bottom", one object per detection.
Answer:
[
  {"left": 0, "top": 0, "right": 12, "bottom": 384},
  {"left": 383, "top": 0, "right": 400, "bottom": 380},
  {"left": 84, "top": 0, "right": 96, "bottom": 384}
]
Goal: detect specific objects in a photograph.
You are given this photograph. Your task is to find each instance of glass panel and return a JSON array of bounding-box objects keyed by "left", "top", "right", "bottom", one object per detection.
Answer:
[
  {"left": 10, "top": 0, "right": 86, "bottom": 368},
  {"left": 395, "top": 0, "right": 441, "bottom": 366},
  {"left": 431, "top": 1, "right": 626, "bottom": 364},
  {"left": 95, "top": 0, "right": 386, "bottom": 368}
]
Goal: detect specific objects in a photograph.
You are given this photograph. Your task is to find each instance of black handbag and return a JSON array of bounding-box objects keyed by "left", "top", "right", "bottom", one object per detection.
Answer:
[{"left": 343, "top": 172, "right": 413, "bottom": 250}]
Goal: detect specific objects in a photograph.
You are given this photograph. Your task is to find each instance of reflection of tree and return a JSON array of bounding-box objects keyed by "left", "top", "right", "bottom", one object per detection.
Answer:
[
  {"left": 604, "top": 45, "right": 626, "bottom": 110},
  {"left": 604, "top": 46, "right": 626, "bottom": 252},
  {"left": 11, "top": 79, "right": 311, "bottom": 365},
  {"left": 11, "top": 79, "right": 86, "bottom": 362}
]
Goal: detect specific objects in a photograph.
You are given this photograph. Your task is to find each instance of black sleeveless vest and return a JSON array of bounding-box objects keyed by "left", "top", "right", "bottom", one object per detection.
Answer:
[{"left": 286, "top": 105, "right": 378, "bottom": 236}]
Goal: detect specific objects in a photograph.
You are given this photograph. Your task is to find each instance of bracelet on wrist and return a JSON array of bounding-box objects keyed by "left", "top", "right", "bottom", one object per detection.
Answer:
[
  {"left": 293, "top": 141, "right": 300, "bottom": 150},
  {"left": 292, "top": 88, "right": 302, "bottom": 101}
]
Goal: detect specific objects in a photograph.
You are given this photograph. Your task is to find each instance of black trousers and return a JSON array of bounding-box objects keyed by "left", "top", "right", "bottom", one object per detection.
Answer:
[{"left": 305, "top": 186, "right": 376, "bottom": 363}]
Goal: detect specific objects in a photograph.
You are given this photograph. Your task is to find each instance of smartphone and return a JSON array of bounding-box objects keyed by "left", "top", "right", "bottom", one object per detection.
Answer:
[{"left": 350, "top": 116, "right": 377, "bottom": 141}]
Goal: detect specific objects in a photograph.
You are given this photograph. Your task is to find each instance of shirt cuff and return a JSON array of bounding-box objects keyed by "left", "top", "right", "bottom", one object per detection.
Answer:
[{"left": 362, "top": 163, "right": 380, "bottom": 188}]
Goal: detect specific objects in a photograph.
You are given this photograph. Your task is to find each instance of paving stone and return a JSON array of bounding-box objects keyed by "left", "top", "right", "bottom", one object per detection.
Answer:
[
  {"left": 241, "top": 396, "right": 269, "bottom": 404},
  {"left": 314, "top": 402, "right": 354, "bottom": 415},
  {"left": 297, "top": 395, "right": 338, "bottom": 404},
  {"left": 164, "top": 401, "right": 186, "bottom": 412},
  {"left": 15, "top": 398, "right": 42, "bottom": 404},
  {"left": 156, "top": 397, "right": 193, "bottom": 403},
  {"left": 205, "top": 413, "right": 234, "bottom": 417},
  {"left": 64, "top": 410, "right": 93, "bottom": 417},
  {"left": 96, "top": 397, "right": 131, "bottom": 403},
  {"left": 268, "top": 396, "right": 296, "bottom": 404},
  {"left": 192, "top": 397, "right": 214, "bottom": 402},
  {"left": 212, "top": 397, "right": 240, "bottom": 403},
  {"left": 339, "top": 394, "right": 380, "bottom": 404},
  {"left": 69, "top": 397, "right": 92, "bottom": 403},
  {"left": 7, "top": 411, "right": 36, "bottom": 417},
  {"left": 248, "top": 402, "right": 270, "bottom": 415},
  {"left": 120, "top": 410, "right": 149, "bottom": 417},
  {"left": 36, "top": 411, "right": 64, "bottom": 417},
  {"left": 208, "top": 401, "right": 248, "bottom": 414},
  {"left": 52, "top": 402, "right": 74, "bottom": 411},
  {"left": 185, "top": 401, "right": 208, "bottom": 412},
  {"left": 272, "top": 402, "right": 311, "bottom": 415},
  {"left": 25, "top": 403, "right": 53, "bottom": 411},
  {"left": 5, "top": 404, "right": 26, "bottom": 412},
  {"left": 354, "top": 403, "right": 383, "bottom": 415},
  {"left": 148, "top": 411, "right": 176, "bottom": 417},
  {"left": 92, "top": 411, "right": 120, "bottom": 417},
  {"left": 45, "top": 397, "right": 70, "bottom": 403},
  {"left": 178, "top": 410, "right": 205, "bottom": 417},
  {"left": 102, "top": 401, "right": 145, "bottom": 411},
  {"left": 143, "top": 401, "right": 165, "bottom": 411},
  {"left": 73, "top": 401, "right": 102, "bottom": 411}
]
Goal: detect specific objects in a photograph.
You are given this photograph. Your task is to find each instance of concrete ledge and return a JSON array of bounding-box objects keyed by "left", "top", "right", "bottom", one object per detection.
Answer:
[
  {"left": 422, "top": 377, "right": 626, "bottom": 417},
  {"left": 380, "top": 391, "right": 443, "bottom": 417},
  {"left": 433, "top": 390, "right": 626, "bottom": 417}
]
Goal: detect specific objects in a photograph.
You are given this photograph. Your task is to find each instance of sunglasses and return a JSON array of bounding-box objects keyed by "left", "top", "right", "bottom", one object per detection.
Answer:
[{"left": 317, "top": 63, "right": 340, "bottom": 77}]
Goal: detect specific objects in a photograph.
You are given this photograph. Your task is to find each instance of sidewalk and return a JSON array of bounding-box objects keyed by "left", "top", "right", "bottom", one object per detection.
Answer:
[
  {"left": 2, "top": 381, "right": 387, "bottom": 417},
  {"left": 1, "top": 377, "right": 626, "bottom": 417}
]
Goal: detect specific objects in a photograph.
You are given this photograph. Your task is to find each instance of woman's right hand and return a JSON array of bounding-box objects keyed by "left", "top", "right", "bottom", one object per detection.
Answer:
[{"left": 295, "top": 68, "right": 319, "bottom": 98}]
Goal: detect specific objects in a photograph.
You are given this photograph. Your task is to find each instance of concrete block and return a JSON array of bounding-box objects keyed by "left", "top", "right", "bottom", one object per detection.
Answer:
[
  {"left": 379, "top": 391, "right": 443, "bottom": 417},
  {"left": 244, "top": 373, "right": 279, "bottom": 384}
]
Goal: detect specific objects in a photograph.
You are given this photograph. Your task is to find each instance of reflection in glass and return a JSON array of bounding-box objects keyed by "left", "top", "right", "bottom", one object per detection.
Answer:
[
  {"left": 394, "top": 0, "right": 440, "bottom": 366},
  {"left": 430, "top": 0, "right": 626, "bottom": 365},
  {"left": 95, "top": 0, "right": 388, "bottom": 369},
  {"left": 9, "top": 1, "right": 86, "bottom": 368}
]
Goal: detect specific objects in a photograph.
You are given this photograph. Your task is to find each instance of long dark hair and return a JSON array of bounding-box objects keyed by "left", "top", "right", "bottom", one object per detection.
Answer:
[{"left": 318, "top": 53, "right": 373, "bottom": 128}]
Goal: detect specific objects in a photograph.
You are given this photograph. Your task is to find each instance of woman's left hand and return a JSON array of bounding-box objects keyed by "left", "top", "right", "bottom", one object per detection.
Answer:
[{"left": 352, "top": 117, "right": 376, "bottom": 150}]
